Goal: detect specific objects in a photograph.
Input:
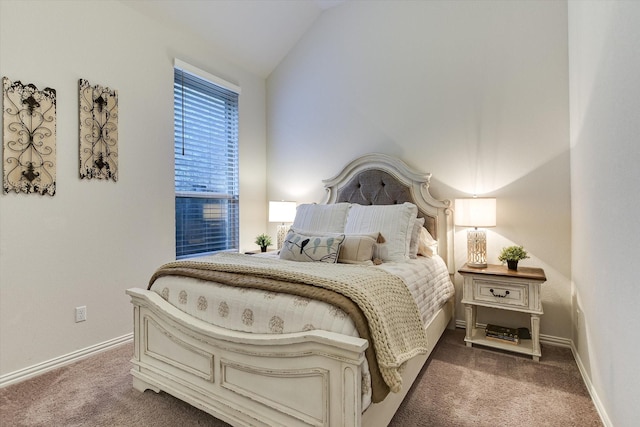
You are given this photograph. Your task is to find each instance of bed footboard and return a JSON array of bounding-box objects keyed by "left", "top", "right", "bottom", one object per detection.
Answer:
[{"left": 127, "top": 288, "right": 368, "bottom": 427}]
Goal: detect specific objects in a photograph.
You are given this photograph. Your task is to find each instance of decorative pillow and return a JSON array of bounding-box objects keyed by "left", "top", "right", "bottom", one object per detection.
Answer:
[
  {"left": 291, "top": 228, "right": 378, "bottom": 265},
  {"left": 279, "top": 230, "right": 345, "bottom": 263},
  {"left": 409, "top": 217, "right": 426, "bottom": 259},
  {"left": 417, "top": 227, "right": 438, "bottom": 257},
  {"left": 338, "top": 234, "right": 378, "bottom": 265},
  {"left": 344, "top": 202, "right": 418, "bottom": 262},
  {"left": 292, "top": 203, "right": 351, "bottom": 233}
]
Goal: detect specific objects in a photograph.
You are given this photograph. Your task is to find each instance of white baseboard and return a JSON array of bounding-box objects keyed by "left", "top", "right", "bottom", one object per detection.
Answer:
[
  {"left": 570, "top": 342, "right": 613, "bottom": 427},
  {"left": 0, "top": 333, "right": 133, "bottom": 388},
  {"left": 539, "top": 332, "right": 572, "bottom": 348}
]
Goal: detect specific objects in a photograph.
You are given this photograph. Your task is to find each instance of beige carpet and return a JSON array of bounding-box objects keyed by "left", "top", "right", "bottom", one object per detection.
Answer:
[{"left": 0, "top": 329, "right": 602, "bottom": 426}]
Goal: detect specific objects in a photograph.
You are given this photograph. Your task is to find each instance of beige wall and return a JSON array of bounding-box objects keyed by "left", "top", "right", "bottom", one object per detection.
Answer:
[
  {"left": 3, "top": 2, "right": 637, "bottom": 426},
  {"left": 0, "top": 0, "right": 267, "bottom": 376},
  {"left": 569, "top": 1, "right": 640, "bottom": 426},
  {"left": 267, "top": 1, "right": 571, "bottom": 338}
]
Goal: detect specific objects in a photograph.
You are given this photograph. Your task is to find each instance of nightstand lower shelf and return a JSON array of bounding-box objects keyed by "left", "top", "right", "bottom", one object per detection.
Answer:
[{"left": 465, "top": 327, "right": 539, "bottom": 360}]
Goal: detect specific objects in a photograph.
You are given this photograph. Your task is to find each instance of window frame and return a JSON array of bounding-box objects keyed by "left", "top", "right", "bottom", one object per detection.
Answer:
[{"left": 174, "top": 59, "right": 241, "bottom": 259}]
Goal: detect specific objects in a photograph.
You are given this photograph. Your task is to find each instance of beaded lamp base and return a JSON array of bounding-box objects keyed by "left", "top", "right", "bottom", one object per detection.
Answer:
[
  {"left": 276, "top": 224, "right": 289, "bottom": 250},
  {"left": 466, "top": 229, "right": 487, "bottom": 268}
]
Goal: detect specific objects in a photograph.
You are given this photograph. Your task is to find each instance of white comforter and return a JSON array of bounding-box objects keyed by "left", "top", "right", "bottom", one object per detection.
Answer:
[{"left": 150, "top": 253, "right": 454, "bottom": 408}]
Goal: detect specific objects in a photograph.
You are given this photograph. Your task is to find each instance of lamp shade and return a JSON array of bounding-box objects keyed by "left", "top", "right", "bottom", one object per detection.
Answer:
[
  {"left": 454, "top": 198, "right": 496, "bottom": 228},
  {"left": 268, "top": 201, "right": 297, "bottom": 223}
]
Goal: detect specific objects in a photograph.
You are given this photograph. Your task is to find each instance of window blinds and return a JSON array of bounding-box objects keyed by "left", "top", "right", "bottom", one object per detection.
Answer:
[{"left": 174, "top": 65, "right": 239, "bottom": 259}]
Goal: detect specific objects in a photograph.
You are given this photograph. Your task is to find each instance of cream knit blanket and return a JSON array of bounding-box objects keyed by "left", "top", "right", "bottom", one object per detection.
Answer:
[{"left": 150, "top": 253, "right": 429, "bottom": 394}]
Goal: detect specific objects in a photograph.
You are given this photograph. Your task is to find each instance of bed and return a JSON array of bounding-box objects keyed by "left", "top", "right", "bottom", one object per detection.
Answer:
[{"left": 127, "top": 153, "right": 455, "bottom": 427}]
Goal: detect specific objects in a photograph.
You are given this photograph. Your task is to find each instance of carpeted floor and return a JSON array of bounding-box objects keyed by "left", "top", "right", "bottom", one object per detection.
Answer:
[{"left": 0, "top": 328, "right": 602, "bottom": 426}]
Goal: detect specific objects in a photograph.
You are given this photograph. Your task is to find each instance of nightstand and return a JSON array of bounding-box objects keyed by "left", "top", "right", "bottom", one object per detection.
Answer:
[
  {"left": 458, "top": 263, "right": 547, "bottom": 361},
  {"left": 244, "top": 249, "right": 277, "bottom": 255}
]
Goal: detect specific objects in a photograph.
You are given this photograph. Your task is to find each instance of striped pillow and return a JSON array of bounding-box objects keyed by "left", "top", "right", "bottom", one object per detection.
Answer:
[
  {"left": 344, "top": 202, "right": 418, "bottom": 262},
  {"left": 291, "top": 203, "right": 351, "bottom": 233}
]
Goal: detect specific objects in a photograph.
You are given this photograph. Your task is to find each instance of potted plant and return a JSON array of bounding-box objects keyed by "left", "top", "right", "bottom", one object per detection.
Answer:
[
  {"left": 498, "top": 245, "right": 529, "bottom": 270},
  {"left": 255, "top": 233, "right": 272, "bottom": 252}
]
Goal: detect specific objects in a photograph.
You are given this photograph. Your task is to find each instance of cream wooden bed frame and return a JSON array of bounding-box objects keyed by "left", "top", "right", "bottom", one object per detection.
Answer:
[{"left": 127, "top": 153, "right": 455, "bottom": 427}]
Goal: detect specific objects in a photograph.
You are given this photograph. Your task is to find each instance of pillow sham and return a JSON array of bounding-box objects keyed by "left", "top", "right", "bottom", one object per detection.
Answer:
[
  {"left": 291, "top": 228, "right": 378, "bottom": 265},
  {"left": 409, "top": 217, "right": 426, "bottom": 259},
  {"left": 291, "top": 203, "right": 351, "bottom": 233},
  {"left": 279, "top": 230, "right": 345, "bottom": 263},
  {"left": 344, "top": 202, "right": 418, "bottom": 262},
  {"left": 417, "top": 227, "right": 438, "bottom": 257}
]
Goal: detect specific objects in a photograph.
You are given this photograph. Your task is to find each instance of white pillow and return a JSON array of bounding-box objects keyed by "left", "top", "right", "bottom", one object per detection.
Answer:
[
  {"left": 344, "top": 203, "right": 418, "bottom": 262},
  {"left": 292, "top": 203, "right": 351, "bottom": 233},
  {"left": 418, "top": 227, "right": 438, "bottom": 257},
  {"left": 409, "top": 217, "right": 426, "bottom": 259}
]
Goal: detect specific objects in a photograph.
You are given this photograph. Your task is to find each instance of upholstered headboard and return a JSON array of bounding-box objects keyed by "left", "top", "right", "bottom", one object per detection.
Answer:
[{"left": 323, "top": 153, "right": 454, "bottom": 273}]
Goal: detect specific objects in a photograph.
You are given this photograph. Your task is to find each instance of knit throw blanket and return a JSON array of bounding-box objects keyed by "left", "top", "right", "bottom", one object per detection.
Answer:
[{"left": 149, "top": 253, "right": 429, "bottom": 401}]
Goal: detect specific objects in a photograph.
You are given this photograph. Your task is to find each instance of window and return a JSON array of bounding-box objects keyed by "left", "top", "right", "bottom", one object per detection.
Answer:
[{"left": 174, "top": 60, "right": 240, "bottom": 259}]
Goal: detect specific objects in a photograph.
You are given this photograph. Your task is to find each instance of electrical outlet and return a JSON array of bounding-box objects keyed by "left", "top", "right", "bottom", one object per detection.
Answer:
[{"left": 75, "top": 306, "right": 87, "bottom": 323}]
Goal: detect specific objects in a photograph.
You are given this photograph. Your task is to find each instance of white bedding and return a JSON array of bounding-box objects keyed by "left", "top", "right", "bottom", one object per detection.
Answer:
[{"left": 150, "top": 253, "right": 454, "bottom": 409}]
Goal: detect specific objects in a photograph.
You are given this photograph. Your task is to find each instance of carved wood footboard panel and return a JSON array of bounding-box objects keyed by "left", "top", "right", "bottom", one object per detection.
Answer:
[
  {"left": 128, "top": 288, "right": 454, "bottom": 427},
  {"left": 128, "top": 288, "right": 368, "bottom": 427}
]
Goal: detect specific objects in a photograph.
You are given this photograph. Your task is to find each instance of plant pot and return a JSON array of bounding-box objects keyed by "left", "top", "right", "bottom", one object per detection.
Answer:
[
  {"left": 507, "top": 260, "right": 518, "bottom": 270},
  {"left": 260, "top": 246, "right": 267, "bottom": 253}
]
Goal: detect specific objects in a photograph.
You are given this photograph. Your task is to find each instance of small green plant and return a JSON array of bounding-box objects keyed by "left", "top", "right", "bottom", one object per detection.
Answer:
[
  {"left": 255, "top": 233, "right": 272, "bottom": 249},
  {"left": 498, "top": 245, "right": 530, "bottom": 262}
]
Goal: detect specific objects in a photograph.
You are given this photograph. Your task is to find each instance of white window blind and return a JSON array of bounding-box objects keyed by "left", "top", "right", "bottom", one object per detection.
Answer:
[{"left": 174, "top": 63, "right": 239, "bottom": 259}]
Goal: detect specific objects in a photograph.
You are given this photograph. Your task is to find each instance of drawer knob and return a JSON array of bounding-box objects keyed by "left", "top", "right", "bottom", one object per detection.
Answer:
[{"left": 490, "top": 288, "right": 510, "bottom": 298}]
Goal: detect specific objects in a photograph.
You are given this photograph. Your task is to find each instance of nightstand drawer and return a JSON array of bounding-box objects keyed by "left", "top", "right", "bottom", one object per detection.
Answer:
[{"left": 474, "top": 280, "right": 528, "bottom": 308}]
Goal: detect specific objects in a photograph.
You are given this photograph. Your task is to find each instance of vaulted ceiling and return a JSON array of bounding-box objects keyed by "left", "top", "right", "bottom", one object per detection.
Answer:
[{"left": 123, "top": 0, "right": 345, "bottom": 78}]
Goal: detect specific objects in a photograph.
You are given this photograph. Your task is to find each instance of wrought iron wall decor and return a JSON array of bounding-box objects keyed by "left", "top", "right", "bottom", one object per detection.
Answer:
[
  {"left": 79, "top": 79, "right": 118, "bottom": 181},
  {"left": 2, "top": 77, "right": 57, "bottom": 196}
]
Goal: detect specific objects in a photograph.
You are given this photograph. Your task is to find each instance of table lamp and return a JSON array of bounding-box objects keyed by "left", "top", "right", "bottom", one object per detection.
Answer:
[
  {"left": 454, "top": 198, "right": 496, "bottom": 268},
  {"left": 269, "top": 201, "right": 297, "bottom": 250}
]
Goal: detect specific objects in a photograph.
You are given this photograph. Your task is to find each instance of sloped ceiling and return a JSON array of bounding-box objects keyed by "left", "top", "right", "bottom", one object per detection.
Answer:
[{"left": 122, "top": 0, "right": 345, "bottom": 78}]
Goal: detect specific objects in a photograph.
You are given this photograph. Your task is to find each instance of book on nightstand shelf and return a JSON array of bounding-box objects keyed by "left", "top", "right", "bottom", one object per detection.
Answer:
[
  {"left": 485, "top": 324, "right": 520, "bottom": 344},
  {"left": 486, "top": 335, "right": 520, "bottom": 345}
]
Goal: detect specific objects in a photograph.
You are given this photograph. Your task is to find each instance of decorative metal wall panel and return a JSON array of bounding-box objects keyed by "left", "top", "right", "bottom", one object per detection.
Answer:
[
  {"left": 2, "top": 77, "right": 57, "bottom": 196},
  {"left": 79, "top": 79, "right": 118, "bottom": 181}
]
